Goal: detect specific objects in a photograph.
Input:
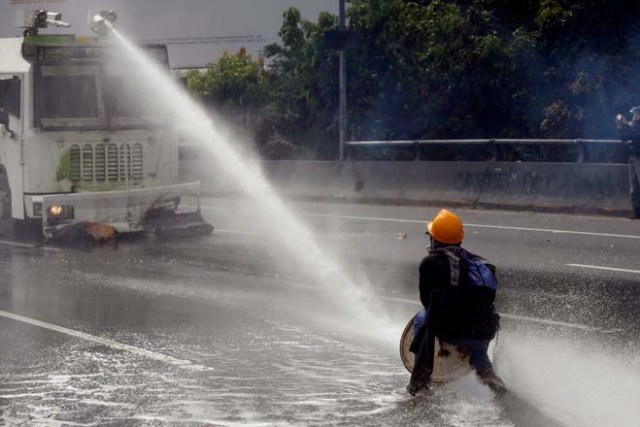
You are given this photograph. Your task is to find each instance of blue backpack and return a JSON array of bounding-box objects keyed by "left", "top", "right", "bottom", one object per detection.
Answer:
[
  {"left": 430, "top": 247, "right": 500, "bottom": 340},
  {"left": 436, "top": 247, "right": 498, "bottom": 291},
  {"left": 459, "top": 250, "right": 498, "bottom": 290}
]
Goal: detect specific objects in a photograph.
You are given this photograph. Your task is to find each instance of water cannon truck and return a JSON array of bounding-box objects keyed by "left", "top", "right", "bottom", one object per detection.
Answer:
[{"left": 0, "top": 10, "right": 213, "bottom": 243}]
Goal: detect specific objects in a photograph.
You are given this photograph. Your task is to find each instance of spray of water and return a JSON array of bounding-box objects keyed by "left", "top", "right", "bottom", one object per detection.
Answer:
[
  {"left": 495, "top": 327, "right": 640, "bottom": 427},
  {"left": 104, "top": 23, "right": 397, "bottom": 344},
  {"left": 99, "top": 24, "right": 640, "bottom": 427}
]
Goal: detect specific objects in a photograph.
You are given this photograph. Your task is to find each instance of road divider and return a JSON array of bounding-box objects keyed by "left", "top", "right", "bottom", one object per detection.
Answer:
[{"left": 183, "top": 160, "right": 631, "bottom": 216}]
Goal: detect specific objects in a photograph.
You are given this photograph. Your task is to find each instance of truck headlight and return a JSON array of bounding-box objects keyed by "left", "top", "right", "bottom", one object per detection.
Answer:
[{"left": 47, "top": 205, "right": 74, "bottom": 219}]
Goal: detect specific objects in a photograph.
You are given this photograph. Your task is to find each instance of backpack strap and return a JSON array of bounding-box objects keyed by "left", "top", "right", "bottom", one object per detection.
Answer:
[{"left": 434, "top": 248, "right": 462, "bottom": 287}]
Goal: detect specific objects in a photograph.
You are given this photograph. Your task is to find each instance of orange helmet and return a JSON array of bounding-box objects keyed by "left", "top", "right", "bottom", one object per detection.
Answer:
[{"left": 427, "top": 209, "right": 464, "bottom": 244}]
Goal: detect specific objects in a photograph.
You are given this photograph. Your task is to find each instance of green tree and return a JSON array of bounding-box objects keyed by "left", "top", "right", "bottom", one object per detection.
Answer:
[
  {"left": 206, "top": 0, "right": 640, "bottom": 159},
  {"left": 347, "top": 0, "right": 526, "bottom": 141},
  {"left": 263, "top": 8, "right": 340, "bottom": 159},
  {"left": 494, "top": 0, "right": 640, "bottom": 138},
  {"left": 186, "top": 48, "right": 271, "bottom": 134}
]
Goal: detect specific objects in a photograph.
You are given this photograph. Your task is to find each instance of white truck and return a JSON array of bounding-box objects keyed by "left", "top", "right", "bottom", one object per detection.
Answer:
[{"left": 0, "top": 11, "right": 212, "bottom": 242}]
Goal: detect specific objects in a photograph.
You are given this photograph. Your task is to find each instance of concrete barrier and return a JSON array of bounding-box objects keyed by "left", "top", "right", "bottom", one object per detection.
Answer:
[{"left": 180, "top": 158, "right": 631, "bottom": 216}]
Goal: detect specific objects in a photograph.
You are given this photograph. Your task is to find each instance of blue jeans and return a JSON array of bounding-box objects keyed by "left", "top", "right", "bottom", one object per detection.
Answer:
[
  {"left": 413, "top": 309, "right": 428, "bottom": 335},
  {"left": 412, "top": 309, "right": 493, "bottom": 373}
]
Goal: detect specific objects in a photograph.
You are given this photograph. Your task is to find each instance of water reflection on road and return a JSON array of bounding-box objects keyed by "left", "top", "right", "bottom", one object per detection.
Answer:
[
  {"left": 0, "top": 239, "right": 531, "bottom": 426},
  {"left": 4, "top": 199, "right": 639, "bottom": 426}
]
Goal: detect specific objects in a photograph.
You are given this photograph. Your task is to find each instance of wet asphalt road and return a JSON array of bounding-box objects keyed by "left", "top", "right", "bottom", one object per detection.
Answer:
[{"left": 1, "top": 197, "right": 639, "bottom": 426}]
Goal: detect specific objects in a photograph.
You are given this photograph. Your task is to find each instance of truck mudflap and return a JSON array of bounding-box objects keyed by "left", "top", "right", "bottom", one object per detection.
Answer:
[
  {"left": 26, "top": 182, "right": 213, "bottom": 241},
  {"left": 145, "top": 209, "right": 214, "bottom": 239}
]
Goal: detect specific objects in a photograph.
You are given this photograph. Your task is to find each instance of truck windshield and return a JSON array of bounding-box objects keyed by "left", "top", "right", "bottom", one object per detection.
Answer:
[
  {"left": 103, "top": 70, "right": 162, "bottom": 126},
  {"left": 41, "top": 72, "right": 99, "bottom": 119},
  {"left": 35, "top": 45, "right": 168, "bottom": 130}
]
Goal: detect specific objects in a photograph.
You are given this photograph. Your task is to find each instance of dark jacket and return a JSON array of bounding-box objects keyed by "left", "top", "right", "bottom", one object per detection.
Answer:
[
  {"left": 419, "top": 245, "right": 499, "bottom": 340},
  {"left": 618, "top": 121, "right": 640, "bottom": 158}
]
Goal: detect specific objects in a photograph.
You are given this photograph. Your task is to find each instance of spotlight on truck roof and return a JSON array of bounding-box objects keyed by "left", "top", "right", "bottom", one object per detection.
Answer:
[{"left": 89, "top": 10, "right": 117, "bottom": 36}]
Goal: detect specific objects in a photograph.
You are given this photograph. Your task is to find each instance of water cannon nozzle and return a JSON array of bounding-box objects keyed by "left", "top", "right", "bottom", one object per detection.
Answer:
[
  {"left": 46, "top": 11, "right": 71, "bottom": 28},
  {"left": 89, "top": 10, "right": 117, "bottom": 36},
  {"left": 18, "top": 10, "right": 70, "bottom": 35},
  {"left": 46, "top": 19, "right": 71, "bottom": 28},
  {"left": 47, "top": 11, "right": 62, "bottom": 21}
]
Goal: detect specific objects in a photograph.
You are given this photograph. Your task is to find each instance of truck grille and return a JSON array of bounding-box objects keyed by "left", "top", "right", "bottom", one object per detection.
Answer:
[{"left": 69, "top": 143, "right": 143, "bottom": 184}]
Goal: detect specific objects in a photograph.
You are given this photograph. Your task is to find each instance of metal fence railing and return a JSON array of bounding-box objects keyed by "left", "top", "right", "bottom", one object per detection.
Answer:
[{"left": 346, "top": 139, "right": 628, "bottom": 163}]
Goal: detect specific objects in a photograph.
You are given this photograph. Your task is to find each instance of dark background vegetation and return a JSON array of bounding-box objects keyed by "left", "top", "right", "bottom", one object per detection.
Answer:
[{"left": 186, "top": 0, "right": 640, "bottom": 161}]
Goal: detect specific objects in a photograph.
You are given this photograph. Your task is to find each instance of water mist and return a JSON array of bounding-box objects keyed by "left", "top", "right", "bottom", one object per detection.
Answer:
[
  {"left": 104, "top": 24, "right": 397, "bottom": 345},
  {"left": 494, "top": 326, "right": 640, "bottom": 427}
]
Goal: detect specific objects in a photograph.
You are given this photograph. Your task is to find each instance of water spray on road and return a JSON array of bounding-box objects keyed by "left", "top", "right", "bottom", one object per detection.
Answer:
[
  {"left": 97, "top": 22, "right": 640, "bottom": 427},
  {"left": 497, "top": 328, "right": 640, "bottom": 427}
]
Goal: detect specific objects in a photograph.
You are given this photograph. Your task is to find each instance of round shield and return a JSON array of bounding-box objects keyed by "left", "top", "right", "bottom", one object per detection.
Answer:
[{"left": 400, "top": 312, "right": 474, "bottom": 383}]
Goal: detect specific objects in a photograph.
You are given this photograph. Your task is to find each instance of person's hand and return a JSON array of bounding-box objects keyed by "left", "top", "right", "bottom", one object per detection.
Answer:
[{"left": 615, "top": 114, "right": 628, "bottom": 129}]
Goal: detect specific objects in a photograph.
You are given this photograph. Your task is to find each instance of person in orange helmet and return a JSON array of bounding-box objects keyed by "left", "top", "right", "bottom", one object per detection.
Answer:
[{"left": 407, "top": 209, "right": 505, "bottom": 395}]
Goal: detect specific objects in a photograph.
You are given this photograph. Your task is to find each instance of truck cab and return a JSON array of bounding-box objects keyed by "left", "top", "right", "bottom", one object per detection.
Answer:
[{"left": 0, "top": 20, "right": 212, "bottom": 241}]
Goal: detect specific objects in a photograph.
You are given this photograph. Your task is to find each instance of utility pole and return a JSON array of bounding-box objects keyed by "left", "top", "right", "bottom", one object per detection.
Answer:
[{"left": 338, "top": 0, "right": 347, "bottom": 161}]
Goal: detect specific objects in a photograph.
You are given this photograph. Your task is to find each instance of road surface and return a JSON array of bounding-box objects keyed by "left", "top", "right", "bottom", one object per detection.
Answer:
[{"left": 1, "top": 198, "right": 639, "bottom": 426}]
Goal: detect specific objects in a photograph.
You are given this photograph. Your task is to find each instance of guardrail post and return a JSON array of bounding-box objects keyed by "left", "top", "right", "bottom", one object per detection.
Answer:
[
  {"left": 489, "top": 139, "right": 499, "bottom": 161},
  {"left": 575, "top": 139, "right": 586, "bottom": 163}
]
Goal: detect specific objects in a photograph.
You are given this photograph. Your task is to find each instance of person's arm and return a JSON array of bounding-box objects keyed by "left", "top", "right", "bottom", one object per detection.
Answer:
[
  {"left": 418, "top": 255, "right": 447, "bottom": 309},
  {"left": 615, "top": 115, "right": 638, "bottom": 142}
]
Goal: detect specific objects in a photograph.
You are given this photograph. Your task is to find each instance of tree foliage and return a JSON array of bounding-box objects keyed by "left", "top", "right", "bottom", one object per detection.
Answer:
[
  {"left": 191, "top": 1, "right": 640, "bottom": 159},
  {"left": 262, "top": 8, "right": 340, "bottom": 159},
  {"left": 187, "top": 48, "right": 270, "bottom": 112}
]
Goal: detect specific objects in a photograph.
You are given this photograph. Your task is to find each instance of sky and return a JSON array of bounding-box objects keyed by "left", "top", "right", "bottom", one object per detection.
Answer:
[{"left": 0, "top": 0, "right": 338, "bottom": 68}]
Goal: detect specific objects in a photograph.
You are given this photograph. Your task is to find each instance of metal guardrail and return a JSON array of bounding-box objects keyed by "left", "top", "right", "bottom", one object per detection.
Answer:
[{"left": 346, "top": 138, "right": 626, "bottom": 162}]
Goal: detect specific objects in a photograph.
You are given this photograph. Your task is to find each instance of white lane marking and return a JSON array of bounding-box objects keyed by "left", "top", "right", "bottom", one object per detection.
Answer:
[
  {"left": 201, "top": 205, "right": 640, "bottom": 240},
  {"left": 303, "top": 213, "right": 640, "bottom": 240},
  {"left": 497, "top": 313, "right": 603, "bottom": 332},
  {"left": 0, "top": 310, "right": 205, "bottom": 370},
  {"left": 466, "top": 223, "right": 640, "bottom": 240},
  {"left": 376, "top": 295, "right": 608, "bottom": 332},
  {"left": 566, "top": 264, "right": 640, "bottom": 275},
  {"left": 214, "top": 228, "right": 261, "bottom": 236}
]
